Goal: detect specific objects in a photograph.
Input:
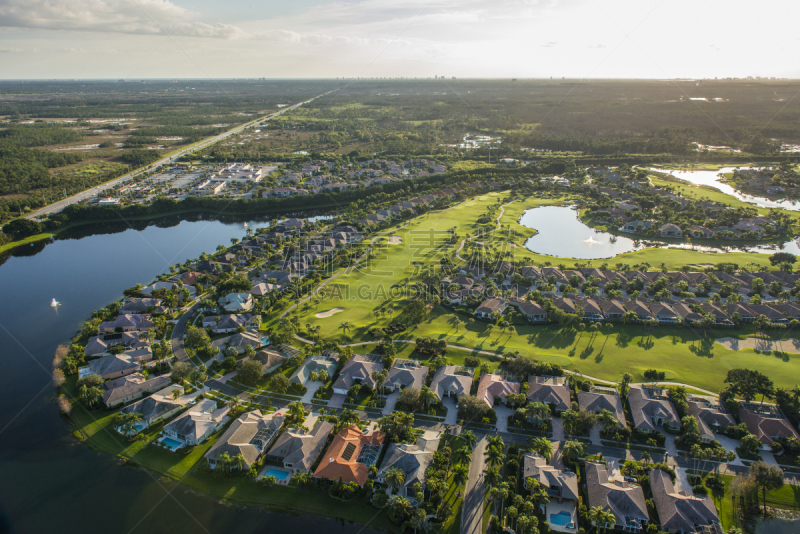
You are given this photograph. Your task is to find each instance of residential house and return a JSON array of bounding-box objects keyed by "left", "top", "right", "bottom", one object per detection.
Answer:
[
  {"left": 385, "top": 359, "right": 429, "bottom": 393},
  {"left": 313, "top": 425, "right": 386, "bottom": 486},
  {"left": 430, "top": 366, "right": 474, "bottom": 401},
  {"left": 577, "top": 387, "right": 627, "bottom": 429},
  {"left": 626, "top": 300, "right": 653, "bottom": 322},
  {"left": 219, "top": 292, "right": 253, "bottom": 312},
  {"left": 627, "top": 386, "right": 680, "bottom": 433},
  {"left": 476, "top": 374, "right": 520, "bottom": 408},
  {"left": 84, "top": 331, "right": 148, "bottom": 357},
  {"left": 120, "top": 385, "right": 185, "bottom": 431},
  {"left": 332, "top": 354, "right": 385, "bottom": 395},
  {"left": 739, "top": 407, "right": 800, "bottom": 449},
  {"left": 659, "top": 224, "right": 683, "bottom": 238},
  {"left": 527, "top": 376, "right": 570, "bottom": 414},
  {"left": 290, "top": 353, "right": 339, "bottom": 385},
  {"left": 648, "top": 301, "right": 681, "bottom": 325},
  {"left": 700, "top": 303, "right": 733, "bottom": 326},
  {"left": 210, "top": 330, "right": 264, "bottom": 356},
  {"left": 205, "top": 411, "right": 285, "bottom": 470},
  {"left": 162, "top": 399, "right": 229, "bottom": 447},
  {"left": 203, "top": 313, "right": 256, "bottom": 334},
  {"left": 726, "top": 303, "right": 756, "bottom": 323},
  {"left": 687, "top": 396, "right": 735, "bottom": 443},
  {"left": 377, "top": 435, "right": 439, "bottom": 500},
  {"left": 102, "top": 373, "right": 171, "bottom": 408},
  {"left": 650, "top": 469, "right": 722, "bottom": 534},
  {"left": 672, "top": 302, "right": 703, "bottom": 324},
  {"left": 120, "top": 298, "right": 166, "bottom": 315},
  {"left": 79, "top": 354, "right": 140, "bottom": 380},
  {"left": 585, "top": 462, "right": 649, "bottom": 533},
  {"left": 599, "top": 299, "right": 626, "bottom": 321},
  {"left": 475, "top": 298, "right": 509, "bottom": 319},
  {"left": 247, "top": 349, "right": 287, "bottom": 376},
  {"left": 512, "top": 299, "right": 549, "bottom": 322},
  {"left": 689, "top": 226, "right": 715, "bottom": 239},
  {"left": 266, "top": 420, "right": 335, "bottom": 474},
  {"left": 99, "top": 314, "right": 153, "bottom": 333}
]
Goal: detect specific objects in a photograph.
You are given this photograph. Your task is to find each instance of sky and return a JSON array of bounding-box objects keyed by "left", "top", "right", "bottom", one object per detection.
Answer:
[{"left": 0, "top": 0, "right": 798, "bottom": 80}]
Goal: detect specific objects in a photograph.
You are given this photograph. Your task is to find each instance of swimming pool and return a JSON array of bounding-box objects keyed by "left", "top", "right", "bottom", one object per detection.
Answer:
[
  {"left": 160, "top": 437, "right": 183, "bottom": 450},
  {"left": 263, "top": 468, "right": 291, "bottom": 480},
  {"left": 550, "top": 511, "right": 573, "bottom": 527}
]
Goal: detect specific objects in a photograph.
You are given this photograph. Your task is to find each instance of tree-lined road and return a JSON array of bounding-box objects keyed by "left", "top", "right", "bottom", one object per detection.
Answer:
[{"left": 25, "top": 91, "right": 333, "bottom": 221}]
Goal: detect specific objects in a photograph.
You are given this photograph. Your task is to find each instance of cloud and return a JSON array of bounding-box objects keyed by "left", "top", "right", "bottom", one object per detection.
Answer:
[
  {"left": 541, "top": 41, "right": 557, "bottom": 47},
  {"left": 587, "top": 44, "right": 607, "bottom": 49},
  {"left": 0, "top": 46, "right": 23, "bottom": 52},
  {"left": 0, "top": 0, "right": 242, "bottom": 38}
]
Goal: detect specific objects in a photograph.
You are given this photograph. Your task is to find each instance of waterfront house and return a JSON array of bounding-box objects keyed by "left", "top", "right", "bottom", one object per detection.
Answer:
[
  {"left": 120, "top": 385, "right": 185, "bottom": 431},
  {"left": 377, "top": 435, "right": 439, "bottom": 501},
  {"left": 313, "top": 425, "right": 386, "bottom": 486},
  {"left": 99, "top": 314, "right": 152, "bottom": 333},
  {"left": 79, "top": 354, "right": 140, "bottom": 380},
  {"left": 102, "top": 373, "right": 171, "bottom": 408},
  {"left": 266, "top": 420, "right": 334, "bottom": 474},
  {"left": 205, "top": 410, "right": 285, "bottom": 470},
  {"left": 162, "top": 399, "right": 229, "bottom": 447}
]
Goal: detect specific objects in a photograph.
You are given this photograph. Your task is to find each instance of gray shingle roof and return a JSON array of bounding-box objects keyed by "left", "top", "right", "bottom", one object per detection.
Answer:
[
  {"left": 650, "top": 469, "right": 720, "bottom": 532},
  {"left": 523, "top": 453, "right": 579, "bottom": 501},
  {"left": 267, "top": 420, "right": 334, "bottom": 471},
  {"left": 430, "top": 366, "right": 473, "bottom": 400},
  {"left": 205, "top": 411, "right": 284, "bottom": 468},
  {"left": 527, "top": 376, "right": 570, "bottom": 411},
  {"left": 627, "top": 386, "right": 680, "bottom": 432},
  {"left": 585, "top": 463, "right": 649, "bottom": 528},
  {"left": 578, "top": 390, "right": 626, "bottom": 428}
]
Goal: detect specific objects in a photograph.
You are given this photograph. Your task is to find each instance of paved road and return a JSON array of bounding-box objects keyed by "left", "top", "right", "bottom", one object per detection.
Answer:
[
  {"left": 26, "top": 91, "right": 333, "bottom": 221},
  {"left": 171, "top": 301, "right": 202, "bottom": 363},
  {"left": 461, "top": 436, "right": 488, "bottom": 534}
]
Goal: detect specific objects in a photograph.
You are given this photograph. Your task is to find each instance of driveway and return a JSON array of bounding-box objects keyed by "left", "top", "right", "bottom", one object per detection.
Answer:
[
  {"left": 589, "top": 424, "right": 602, "bottom": 445},
  {"left": 301, "top": 381, "right": 322, "bottom": 404},
  {"left": 327, "top": 393, "right": 347, "bottom": 409},
  {"left": 494, "top": 406, "right": 513, "bottom": 433},
  {"left": 461, "top": 435, "right": 488, "bottom": 534},
  {"left": 382, "top": 391, "right": 400, "bottom": 416},
  {"left": 552, "top": 418, "right": 565, "bottom": 441},
  {"left": 442, "top": 397, "right": 458, "bottom": 425}
]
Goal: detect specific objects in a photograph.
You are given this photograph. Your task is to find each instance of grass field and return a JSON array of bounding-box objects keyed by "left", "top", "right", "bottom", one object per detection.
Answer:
[
  {"left": 711, "top": 474, "right": 800, "bottom": 530},
  {"left": 286, "top": 193, "right": 800, "bottom": 392}
]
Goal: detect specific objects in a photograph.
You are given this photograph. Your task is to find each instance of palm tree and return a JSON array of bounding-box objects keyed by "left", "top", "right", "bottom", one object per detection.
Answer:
[
  {"left": 452, "top": 463, "right": 469, "bottom": 495},
  {"left": 590, "top": 506, "right": 616, "bottom": 533},
  {"left": 527, "top": 436, "right": 554, "bottom": 461},
  {"left": 233, "top": 453, "right": 247, "bottom": 471},
  {"left": 486, "top": 435, "right": 504, "bottom": 452},
  {"left": 599, "top": 409, "right": 621, "bottom": 435},
  {"left": 485, "top": 446, "right": 505, "bottom": 468},
  {"left": 562, "top": 440, "right": 586, "bottom": 464},
  {"left": 453, "top": 447, "right": 472, "bottom": 466},
  {"left": 339, "top": 321, "right": 352, "bottom": 344},
  {"left": 484, "top": 466, "right": 501, "bottom": 489},
  {"left": 461, "top": 430, "right": 477, "bottom": 450},
  {"left": 640, "top": 451, "right": 651, "bottom": 465},
  {"left": 391, "top": 496, "right": 412, "bottom": 522},
  {"left": 385, "top": 467, "right": 405, "bottom": 493},
  {"left": 420, "top": 385, "right": 437, "bottom": 410}
]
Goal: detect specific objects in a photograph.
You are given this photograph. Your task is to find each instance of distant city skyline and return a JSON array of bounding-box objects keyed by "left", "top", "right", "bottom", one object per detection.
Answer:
[{"left": 0, "top": 0, "right": 798, "bottom": 80}]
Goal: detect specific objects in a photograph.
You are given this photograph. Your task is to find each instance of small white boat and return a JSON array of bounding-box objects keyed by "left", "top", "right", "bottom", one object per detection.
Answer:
[{"left": 50, "top": 298, "right": 60, "bottom": 307}]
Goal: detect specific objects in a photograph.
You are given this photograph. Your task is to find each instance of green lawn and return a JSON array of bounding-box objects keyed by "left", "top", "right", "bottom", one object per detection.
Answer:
[
  {"left": 711, "top": 474, "right": 800, "bottom": 530},
  {"left": 281, "top": 193, "right": 800, "bottom": 392}
]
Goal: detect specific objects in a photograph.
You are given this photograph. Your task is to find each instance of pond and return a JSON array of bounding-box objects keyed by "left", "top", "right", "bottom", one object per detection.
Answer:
[
  {"left": 650, "top": 167, "right": 800, "bottom": 211},
  {"left": 753, "top": 516, "right": 800, "bottom": 534},
  {"left": 518, "top": 205, "right": 800, "bottom": 259},
  {"left": 519, "top": 205, "right": 643, "bottom": 259}
]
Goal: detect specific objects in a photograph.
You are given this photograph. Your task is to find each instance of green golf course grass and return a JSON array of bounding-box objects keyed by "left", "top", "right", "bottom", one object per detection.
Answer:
[{"left": 281, "top": 192, "right": 800, "bottom": 392}]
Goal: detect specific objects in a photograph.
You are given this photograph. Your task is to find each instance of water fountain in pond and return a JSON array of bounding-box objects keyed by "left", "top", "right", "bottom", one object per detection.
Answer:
[
  {"left": 50, "top": 298, "right": 60, "bottom": 308},
  {"left": 584, "top": 236, "right": 601, "bottom": 245}
]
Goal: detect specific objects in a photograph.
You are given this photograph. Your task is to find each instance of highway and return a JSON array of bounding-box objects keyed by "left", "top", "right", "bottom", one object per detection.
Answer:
[{"left": 25, "top": 91, "right": 333, "bottom": 221}]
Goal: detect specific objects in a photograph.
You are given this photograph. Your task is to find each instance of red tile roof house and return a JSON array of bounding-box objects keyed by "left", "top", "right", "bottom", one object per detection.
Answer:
[
  {"left": 476, "top": 374, "right": 520, "bottom": 408},
  {"left": 313, "top": 425, "right": 386, "bottom": 486},
  {"left": 739, "top": 407, "right": 800, "bottom": 450}
]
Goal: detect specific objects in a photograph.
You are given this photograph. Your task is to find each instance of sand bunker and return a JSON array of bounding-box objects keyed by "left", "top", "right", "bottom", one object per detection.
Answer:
[
  {"left": 388, "top": 236, "right": 402, "bottom": 244},
  {"left": 315, "top": 307, "right": 345, "bottom": 318},
  {"left": 716, "top": 337, "right": 800, "bottom": 353}
]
